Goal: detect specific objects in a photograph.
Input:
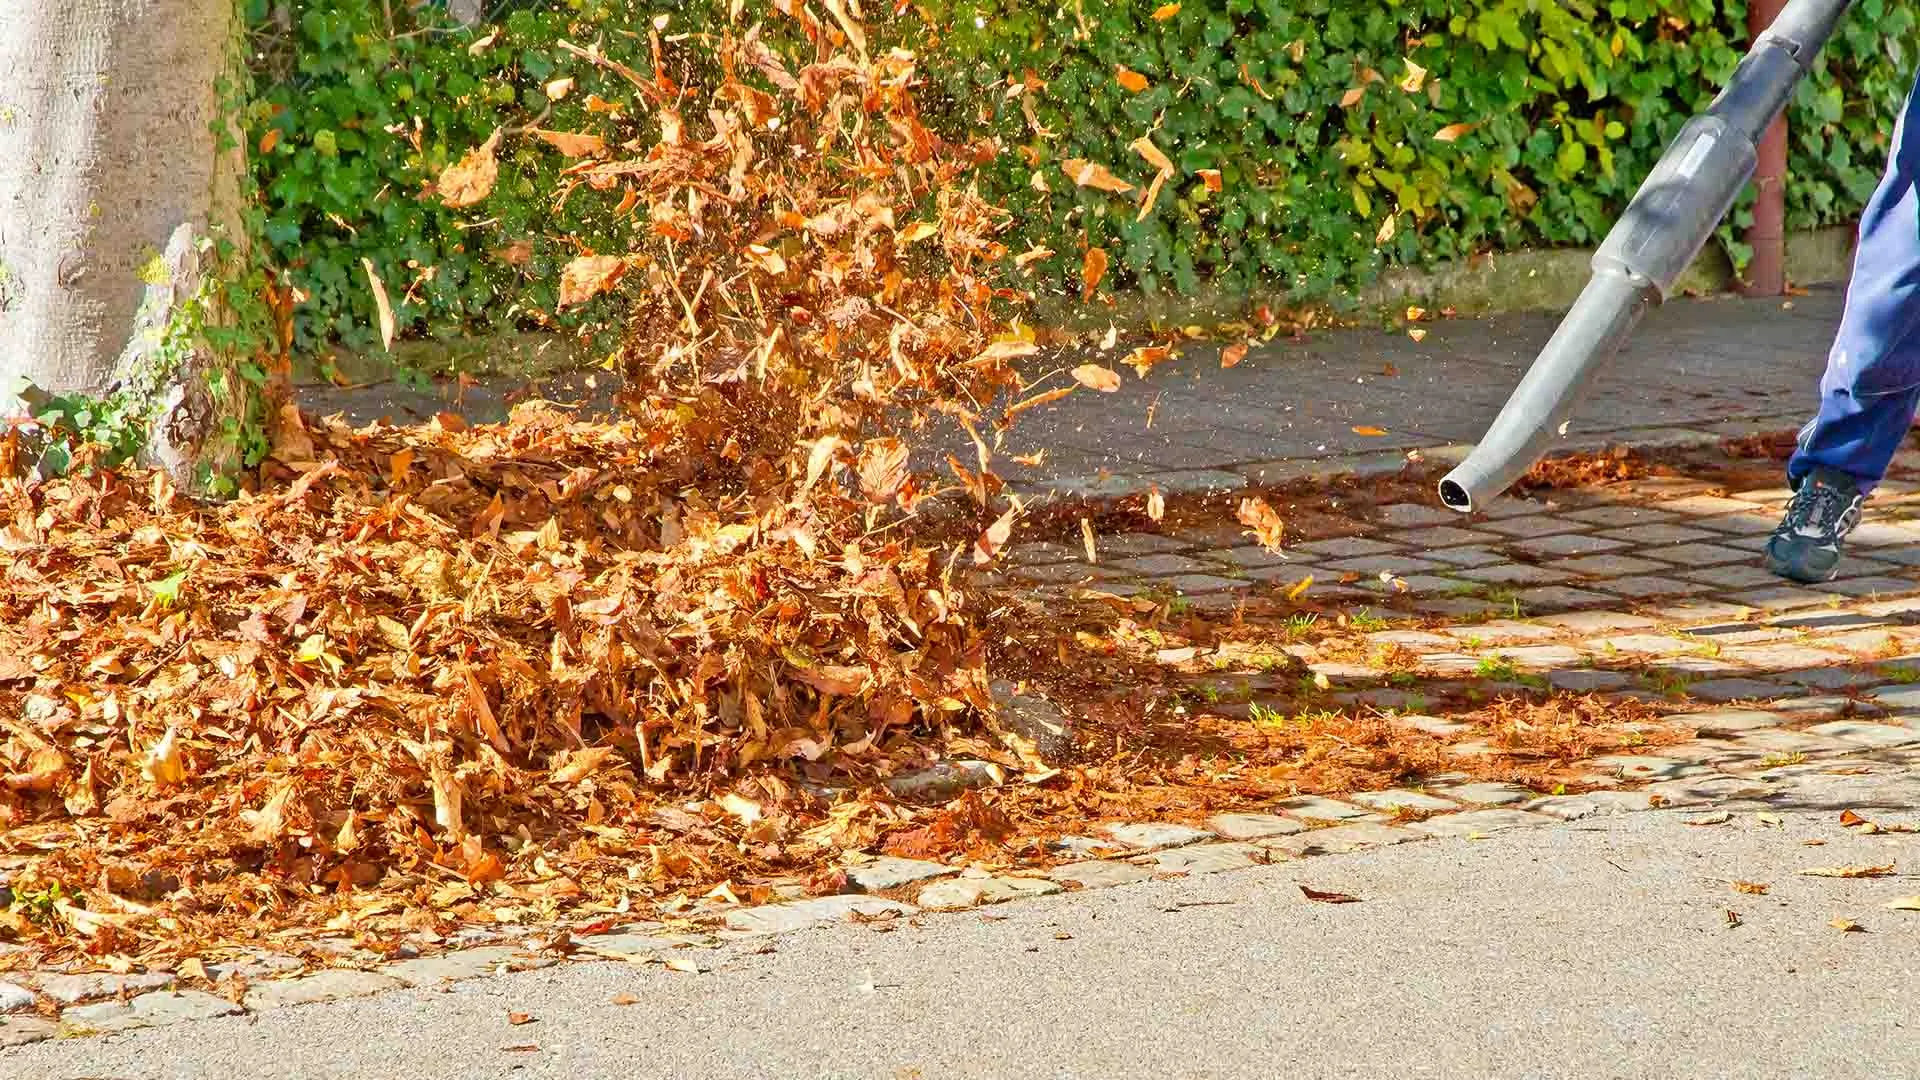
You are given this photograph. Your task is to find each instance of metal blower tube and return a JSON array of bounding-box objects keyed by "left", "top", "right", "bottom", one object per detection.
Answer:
[{"left": 1436, "top": 0, "right": 1856, "bottom": 514}]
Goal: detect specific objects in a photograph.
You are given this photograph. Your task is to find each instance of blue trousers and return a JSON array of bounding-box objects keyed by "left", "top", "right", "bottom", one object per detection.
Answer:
[{"left": 1787, "top": 68, "right": 1920, "bottom": 494}]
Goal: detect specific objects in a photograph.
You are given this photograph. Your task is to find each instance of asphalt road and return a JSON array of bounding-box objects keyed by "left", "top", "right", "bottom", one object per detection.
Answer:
[{"left": 10, "top": 804, "right": 1919, "bottom": 1080}]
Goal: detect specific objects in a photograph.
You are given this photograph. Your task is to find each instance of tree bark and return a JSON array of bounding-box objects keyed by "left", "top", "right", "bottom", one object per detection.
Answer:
[{"left": 0, "top": 0, "right": 242, "bottom": 418}]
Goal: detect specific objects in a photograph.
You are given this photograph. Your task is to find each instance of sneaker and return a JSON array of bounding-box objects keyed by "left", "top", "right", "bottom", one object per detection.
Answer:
[{"left": 1764, "top": 466, "right": 1866, "bottom": 583}]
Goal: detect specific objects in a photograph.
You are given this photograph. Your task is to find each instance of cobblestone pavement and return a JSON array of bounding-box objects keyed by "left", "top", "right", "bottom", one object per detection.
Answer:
[{"left": 13, "top": 290, "right": 1905, "bottom": 1053}]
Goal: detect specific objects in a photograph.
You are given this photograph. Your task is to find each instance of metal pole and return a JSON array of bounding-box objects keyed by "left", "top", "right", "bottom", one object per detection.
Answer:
[{"left": 1747, "top": 0, "right": 1791, "bottom": 295}]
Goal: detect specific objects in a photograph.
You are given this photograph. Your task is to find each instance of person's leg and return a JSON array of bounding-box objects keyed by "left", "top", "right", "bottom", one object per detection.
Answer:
[{"left": 1769, "top": 68, "right": 1920, "bottom": 582}]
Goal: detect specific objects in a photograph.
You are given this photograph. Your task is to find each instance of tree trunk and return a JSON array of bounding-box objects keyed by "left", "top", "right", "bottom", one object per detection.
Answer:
[{"left": 0, "top": 0, "right": 248, "bottom": 484}]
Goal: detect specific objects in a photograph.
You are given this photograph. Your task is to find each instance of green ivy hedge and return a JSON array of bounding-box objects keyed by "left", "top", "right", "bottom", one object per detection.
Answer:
[{"left": 245, "top": 0, "right": 1920, "bottom": 356}]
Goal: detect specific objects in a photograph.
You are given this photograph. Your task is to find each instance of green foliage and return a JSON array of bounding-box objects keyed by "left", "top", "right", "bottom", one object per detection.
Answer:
[{"left": 246, "top": 0, "right": 1920, "bottom": 352}]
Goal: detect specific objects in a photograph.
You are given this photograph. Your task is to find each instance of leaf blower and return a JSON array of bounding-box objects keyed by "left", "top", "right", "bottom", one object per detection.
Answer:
[{"left": 1437, "top": 0, "right": 1856, "bottom": 513}]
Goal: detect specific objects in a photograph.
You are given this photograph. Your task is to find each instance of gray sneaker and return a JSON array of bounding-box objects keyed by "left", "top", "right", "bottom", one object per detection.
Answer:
[{"left": 1764, "top": 466, "right": 1865, "bottom": 584}]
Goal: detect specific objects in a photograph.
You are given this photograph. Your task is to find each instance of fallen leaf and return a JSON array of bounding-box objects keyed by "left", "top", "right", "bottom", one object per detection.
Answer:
[
  {"left": 438, "top": 129, "right": 502, "bottom": 207},
  {"left": 1408, "top": 328, "right": 1428, "bottom": 342},
  {"left": 973, "top": 503, "right": 1019, "bottom": 565},
  {"left": 1080, "top": 518, "right": 1097, "bottom": 562},
  {"left": 1071, "top": 364, "right": 1121, "bottom": 392},
  {"left": 1151, "top": 2, "right": 1181, "bottom": 18},
  {"left": 1122, "top": 345, "right": 1173, "bottom": 378},
  {"left": 610, "top": 992, "right": 641, "bottom": 1005},
  {"left": 1300, "top": 885, "right": 1360, "bottom": 904},
  {"left": 508, "top": 1011, "right": 536, "bottom": 1026},
  {"left": 660, "top": 953, "right": 704, "bottom": 973},
  {"left": 501, "top": 1044, "right": 540, "bottom": 1053},
  {"left": 1130, "top": 136, "right": 1174, "bottom": 175},
  {"left": 1733, "top": 881, "right": 1769, "bottom": 895},
  {"left": 1145, "top": 486, "right": 1164, "bottom": 523},
  {"left": 1116, "top": 66, "right": 1149, "bottom": 93},
  {"left": 1351, "top": 425, "right": 1388, "bottom": 437},
  {"left": 1081, "top": 247, "right": 1110, "bottom": 301},
  {"left": 1237, "top": 497, "right": 1285, "bottom": 551},
  {"left": 1725, "top": 909, "right": 1742, "bottom": 929},
  {"left": 1885, "top": 896, "right": 1920, "bottom": 911},
  {"left": 1196, "top": 168, "right": 1222, "bottom": 193},
  {"left": 556, "top": 255, "right": 628, "bottom": 308},
  {"left": 1221, "top": 341, "right": 1248, "bottom": 369},
  {"left": 1831, "top": 918, "right": 1865, "bottom": 933},
  {"left": 1799, "top": 864, "right": 1895, "bottom": 879},
  {"left": 361, "top": 258, "right": 396, "bottom": 353}
]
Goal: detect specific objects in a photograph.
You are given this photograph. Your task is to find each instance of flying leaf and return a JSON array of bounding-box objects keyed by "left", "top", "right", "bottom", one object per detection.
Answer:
[
  {"left": 1196, "top": 168, "right": 1223, "bottom": 193},
  {"left": 147, "top": 568, "right": 188, "bottom": 608},
  {"left": 1340, "top": 86, "right": 1366, "bottom": 108},
  {"left": 1408, "top": 328, "right": 1428, "bottom": 342},
  {"left": 1300, "top": 885, "right": 1361, "bottom": 904},
  {"left": 552, "top": 746, "right": 614, "bottom": 784},
  {"left": 1237, "top": 497, "right": 1285, "bottom": 551},
  {"left": 1434, "top": 122, "right": 1474, "bottom": 143},
  {"left": 361, "top": 258, "right": 396, "bottom": 352},
  {"left": 1352, "top": 426, "right": 1388, "bottom": 436},
  {"left": 973, "top": 503, "right": 1019, "bottom": 565},
  {"left": 1130, "top": 136, "right": 1174, "bottom": 175},
  {"left": 1122, "top": 345, "right": 1173, "bottom": 378},
  {"left": 856, "top": 438, "right": 910, "bottom": 503},
  {"left": 532, "top": 128, "right": 606, "bottom": 157},
  {"left": 1399, "top": 59, "right": 1428, "bottom": 93},
  {"left": 1285, "top": 575, "right": 1313, "bottom": 601},
  {"left": 1071, "top": 364, "right": 1122, "bottom": 392},
  {"left": 141, "top": 726, "right": 186, "bottom": 786},
  {"left": 1375, "top": 214, "right": 1397, "bottom": 246},
  {"left": 1081, "top": 246, "right": 1109, "bottom": 301},
  {"left": 1733, "top": 881, "right": 1770, "bottom": 895},
  {"left": 1063, "top": 159, "right": 1133, "bottom": 194},
  {"left": 545, "top": 77, "right": 575, "bottom": 100},
  {"left": 719, "top": 792, "right": 764, "bottom": 825},
  {"left": 1152, "top": 3, "right": 1181, "bottom": 17},
  {"left": 793, "top": 664, "right": 871, "bottom": 696},
  {"left": 1221, "top": 342, "right": 1248, "bottom": 368},
  {"left": 1080, "top": 517, "right": 1097, "bottom": 562},
  {"left": 1116, "top": 66, "right": 1149, "bottom": 93},
  {"left": 508, "top": 1012, "right": 536, "bottom": 1026},
  {"left": 437, "top": 129, "right": 501, "bottom": 207},
  {"left": 1831, "top": 918, "right": 1865, "bottom": 932},
  {"left": 556, "top": 255, "right": 627, "bottom": 309},
  {"left": 1145, "top": 487, "right": 1165, "bottom": 522}
]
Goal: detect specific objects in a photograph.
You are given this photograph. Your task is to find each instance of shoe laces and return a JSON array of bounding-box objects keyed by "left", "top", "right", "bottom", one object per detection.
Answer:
[{"left": 1780, "top": 479, "right": 1860, "bottom": 543}]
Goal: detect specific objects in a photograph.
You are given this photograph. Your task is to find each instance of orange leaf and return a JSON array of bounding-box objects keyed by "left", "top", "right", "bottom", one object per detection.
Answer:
[
  {"left": 556, "top": 255, "right": 628, "bottom": 309},
  {"left": 531, "top": 128, "right": 607, "bottom": 157},
  {"left": 1151, "top": 2, "right": 1181, "bottom": 18},
  {"left": 258, "top": 128, "right": 281, "bottom": 155},
  {"left": 1352, "top": 425, "right": 1388, "bottom": 436},
  {"left": 1434, "top": 122, "right": 1474, "bottom": 143},
  {"left": 1237, "top": 497, "right": 1285, "bottom": 551},
  {"left": 1339, "top": 86, "right": 1366, "bottom": 108},
  {"left": 1196, "top": 168, "right": 1223, "bottom": 192},
  {"left": 1071, "top": 364, "right": 1122, "bottom": 392},
  {"left": 1009, "top": 387, "right": 1074, "bottom": 415},
  {"left": 793, "top": 664, "right": 871, "bottom": 696},
  {"left": 1130, "top": 136, "right": 1174, "bottom": 175},
  {"left": 1116, "top": 66, "right": 1150, "bottom": 93},
  {"left": 437, "top": 129, "right": 501, "bottom": 208},
  {"left": 1063, "top": 159, "right": 1134, "bottom": 194},
  {"left": 1122, "top": 345, "right": 1173, "bottom": 378},
  {"left": 973, "top": 503, "right": 1019, "bottom": 565},
  {"left": 1081, "top": 246, "right": 1109, "bottom": 301},
  {"left": 1221, "top": 342, "right": 1248, "bottom": 369}
]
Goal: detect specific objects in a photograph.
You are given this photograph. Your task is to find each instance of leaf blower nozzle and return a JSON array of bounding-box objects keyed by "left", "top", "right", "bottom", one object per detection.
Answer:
[{"left": 1437, "top": 0, "right": 1855, "bottom": 514}]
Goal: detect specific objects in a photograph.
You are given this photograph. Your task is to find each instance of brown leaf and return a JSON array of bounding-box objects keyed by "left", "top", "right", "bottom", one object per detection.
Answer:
[
  {"left": 361, "top": 258, "right": 396, "bottom": 352},
  {"left": 1339, "top": 86, "right": 1366, "bottom": 108},
  {"left": 1434, "top": 122, "right": 1474, "bottom": 143},
  {"left": 1733, "top": 881, "right": 1770, "bottom": 895},
  {"left": 1237, "top": 497, "right": 1285, "bottom": 551},
  {"left": 1080, "top": 247, "right": 1110, "bottom": 301},
  {"left": 1145, "top": 487, "right": 1165, "bottom": 523},
  {"left": 1130, "top": 136, "right": 1174, "bottom": 175},
  {"left": 1196, "top": 168, "right": 1223, "bottom": 192},
  {"left": 793, "top": 664, "right": 871, "bottom": 696},
  {"left": 1071, "top": 364, "right": 1122, "bottom": 392},
  {"left": 973, "top": 503, "right": 1019, "bottom": 565},
  {"left": 556, "top": 255, "right": 628, "bottom": 309},
  {"left": 530, "top": 128, "right": 606, "bottom": 157},
  {"left": 1886, "top": 896, "right": 1920, "bottom": 911},
  {"left": 610, "top": 992, "right": 641, "bottom": 1006},
  {"left": 1799, "top": 864, "right": 1895, "bottom": 879},
  {"left": 1221, "top": 342, "right": 1248, "bottom": 369},
  {"left": 1063, "top": 159, "right": 1133, "bottom": 194},
  {"left": 856, "top": 438, "right": 910, "bottom": 503},
  {"left": 1831, "top": 918, "right": 1865, "bottom": 933},
  {"left": 1351, "top": 425, "right": 1388, "bottom": 437},
  {"left": 508, "top": 1011, "right": 536, "bottom": 1026},
  {"left": 437, "top": 129, "right": 502, "bottom": 207},
  {"left": 1300, "top": 885, "right": 1361, "bottom": 904},
  {"left": 1122, "top": 345, "right": 1173, "bottom": 378}
]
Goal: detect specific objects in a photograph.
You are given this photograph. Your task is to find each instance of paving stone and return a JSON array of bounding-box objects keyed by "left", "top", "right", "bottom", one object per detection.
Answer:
[
  {"left": 1206, "top": 812, "right": 1307, "bottom": 840},
  {"left": 1585, "top": 754, "right": 1691, "bottom": 781},
  {"left": 1009, "top": 542, "right": 1085, "bottom": 566},
  {"left": 1682, "top": 678, "right": 1786, "bottom": 703},
  {"left": 842, "top": 856, "right": 955, "bottom": 893},
  {"left": 1513, "top": 533, "right": 1633, "bottom": 559},
  {"left": 1590, "top": 634, "right": 1696, "bottom": 656},
  {"left": 1536, "top": 610, "right": 1658, "bottom": 633},
  {"left": 916, "top": 876, "right": 1062, "bottom": 911},
  {"left": 1135, "top": 841, "right": 1270, "bottom": 874},
  {"left": 1048, "top": 860, "right": 1154, "bottom": 889},
  {"left": 1485, "top": 644, "right": 1586, "bottom": 669},
  {"left": 1368, "top": 629, "right": 1457, "bottom": 649},
  {"left": 1565, "top": 505, "right": 1678, "bottom": 527},
  {"left": 1109, "top": 552, "right": 1218, "bottom": 576},
  {"left": 1545, "top": 553, "right": 1673, "bottom": 578},
  {"left": 1267, "top": 822, "right": 1421, "bottom": 856},
  {"left": 1456, "top": 563, "right": 1576, "bottom": 587},
  {"left": 1442, "top": 619, "right": 1563, "bottom": 643},
  {"left": 1012, "top": 561, "right": 1121, "bottom": 585},
  {"left": 1097, "top": 822, "right": 1215, "bottom": 850},
  {"left": 1435, "top": 782, "right": 1537, "bottom": 806},
  {"left": 1408, "top": 809, "right": 1559, "bottom": 836},
  {"left": 1376, "top": 502, "right": 1461, "bottom": 527},
  {"left": 1272, "top": 795, "right": 1376, "bottom": 822},
  {"left": 244, "top": 969, "right": 403, "bottom": 1010},
  {"left": 1414, "top": 597, "right": 1510, "bottom": 618},
  {"left": 1718, "top": 643, "right": 1851, "bottom": 670},
  {"left": 1869, "top": 685, "right": 1920, "bottom": 712},
  {"left": 1732, "top": 728, "right": 1856, "bottom": 756},
  {"left": 1419, "top": 652, "right": 1493, "bottom": 675},
  {"left": 1724, "top": 586, "right": 1836, "bottom": 611},
  {"left": 1096, "top": 533, "right": 1195, "bottom": 557},
  {"left": 1771, "top": 695, "right": 1868, "bottom": 720},
  {"left": 1642, "top": 541, "right": 1756, "bottom": 567},
  {"left": 1595, "top": 576, "right": 1713, "bottom": 599},
  {"left": 1163, "top": 573, "right": 1252, "bottom": 595},
  {"left": 1294, "top": 536, "right": 1403, "bottom": 559},
  {"left": 725, "top": 896, "right": 917, "bottom": 935},
  {"left": 1804, "top": 721, "right": 1920, "bottom": 749},
  {"left": 1651, "top": 599, "right": 1765, "bottom": 623},
  {"left": 1387, "top": 526, "right": 1503, "bottom": 548},
  {"left": 1525, "top": 790, "right": 1661, "bottom": 819},
  {"left": 569, "top": 931, "right": 708, "bottom": 960},
  {"left": 1673, "top": 709, "right": 1790, "bottom": 734},
  {"left": 1394, "top": 714, "right": 1473, "bottom": 736},
  {"left": 1549, "top": 668, "right": 1632, "bottom": 692},
  {"left": 35, "top": 971, "right": 175, "bottom": 1005},
  {"left": 1202, "top": 545, "right": 1300, "bottom": 569},
  {"left": 1658, "top": 494, "right": 1769, "bottom": 516},
  {"left": 1422, "top": 546, "right": 1509, "bottom": 569},
  {"left": 1476, "top": 516, "right": 1586, "bottom": 539},
  {"left": 1655, "top": 740, "right": 1765, "bottom": 767},
  {"left": 61, "top": 989, "right": 243, "bottom": 1034},
  {"left": 0, "top": 1014, "right": 57, "bottom": 1048},
  {"left": 1846, "top": 521, "right": 1920, "bottom": 546},
  {"left": 1513, "top": 586, "right": 1616, "bottom": 611},
  {"left": 1348, "top": 789, "right": 1458, "bottom": 813},
  {"left": 1776, "top": 666, "right": 1878, "bottom": 690},
  {"left": 382, "top": 946, "right": 532, "bottom": 987},
  {"left": 1595, "top": 522, "right": 1721, "bottom": 544},
  {"left": 1326, "top": 554, "right": 1448, "bottom": 576},
  {"left": 1684, "top": 564, "right": 1787, "bottom": 589},
  {"left": 205, "top": 953, "right": 307, "bottom": 983},
  {"left": 1816, "top": 575, "right": 1920, "bottom": 598},
  {"left": 0, "top": 981, "right": 32, "bottom": 1012}
]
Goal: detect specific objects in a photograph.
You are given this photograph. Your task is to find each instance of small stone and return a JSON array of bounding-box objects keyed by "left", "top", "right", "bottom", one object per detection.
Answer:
[
  {"left": 1097, "top": 822, "right": 1215, "bottom": 851},
  {"left": 1272, "top": 795, "right": 1376, "bottom": 822},
  {"left": 916, "top": 876, "right": 1061, "bottom": 911},
  {"left": 382, "top": 946, "right": 529, "bottom": 988},
  {"left": 243, "top": 969, "right": 403, "bottom": 1010},
  {"left": 844, "top": 856, "right": 953, "bottom": 893},
  {"left": 1585, "top": 755, "right": 1690, "bottom": 781},
  {"left": 1804, "top": 721, "right": 1920, "bottom": 749},
  {"left": 1134, "top": 842, "right": 1268, "bottom": 875},
  {"left": 1549, "top": 669, "right": 1631, "bottom": 692},
  {"left": 1048, "top": 861, "right": 1154, "bottom": 889},
  {"left": 1524, "top": 790, "right": 1660, "bottom": 820},
  {"left": 723, "top": 896, "right": 916, "bottom": 935},
  {"left": 1268, "top": 822, "right": 1420, "bottom": 855},
  {"left": 34, "top": 971, "right": 175, "bottom": 1005},
  {"left": 0, "top": 981, "right": 32, "bottom": 1012},
  {"left": 1409, "top": 809, "right": 1557, "bottom": 836},
  {"left": 0, "top": 1015, "right": 57, "bottom": 1048},
  {"left": 61, "top": 989, "right": 242, "bottom": 1034},
  {"left": 1206, "top": 812, "right": 1306, "bottom": 840},
  {"left": 1348, "top": 789, "right": 1457, "bottom": 813},
  {"left": 1435, "top": 782, "right": 1537, "bottom": 806}
]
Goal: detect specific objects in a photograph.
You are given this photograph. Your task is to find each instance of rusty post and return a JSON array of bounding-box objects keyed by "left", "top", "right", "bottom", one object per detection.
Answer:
[{"left": 1746, "top": 0, "right": 1790, "bottom": 295}]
